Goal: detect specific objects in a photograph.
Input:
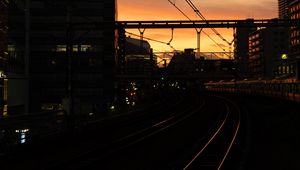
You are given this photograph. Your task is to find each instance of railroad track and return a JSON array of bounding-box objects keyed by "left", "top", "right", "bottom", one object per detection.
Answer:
[
  {"left": 2, "top": 93, "right": 243, "bottom": 170},
  {"left": 50, "top": 94, "right": 242, "bottom": 170},
  {"left": 48, "top": 92, "right": 206, "bottom": 169},
  {"left": 182, "top": 95, "right": 241, "bottom": 170},
  {"left": 55, "top": 94, "right": 244, "bottom": 170}
]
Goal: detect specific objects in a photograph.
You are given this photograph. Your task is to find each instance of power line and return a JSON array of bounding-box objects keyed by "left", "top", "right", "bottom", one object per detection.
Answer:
[
  {"left": 168, "top": 0, "right": 200, "bottom": 32},
  {"left": 167, "top": 0, "right": 229, "bottom": 55},
  {"left": 125, "top": 31, "right": 176, "bottom": 50},
  {"left": 185, "top": 0, "right": 234, "bottom": 46}
]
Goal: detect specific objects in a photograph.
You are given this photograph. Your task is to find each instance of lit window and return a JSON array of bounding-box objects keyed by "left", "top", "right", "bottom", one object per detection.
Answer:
[
  {"left": 3, "top": 105, "right": 7, "bottom": 117},
  {"left": 7, "top": 45, "right": 15, "bottom": 52},
  {"left": 80, "top": 45, "right": 92, "bottom": 52},
  {"left": 56, "top": 45, "right": 66, "bottom": 52},
  {"left": 73, "top": 45, "right": 78, "bottom": 52},
  {"left": 283, "top": 66, "right": 286, "bottom": 74},
  {"left": 279, "top": 66, "right": 282, "bottom": 74}
]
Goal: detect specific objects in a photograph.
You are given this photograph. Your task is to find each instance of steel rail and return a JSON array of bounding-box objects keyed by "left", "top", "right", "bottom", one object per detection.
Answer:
[
  {"left": 182, "top": 100, "right": 230, "bottom": 170},
  {"left": 182, "top": 96, "right": 241, "bottom": 170},
  {"left": 50, "top": 95, "right": 206, "bottom": 169},
  {"left": 217, "top": 96, "right": 241, "bottom": 170},
  {"left": 98, "top": 98, "right": 206, "bottom": 157}
]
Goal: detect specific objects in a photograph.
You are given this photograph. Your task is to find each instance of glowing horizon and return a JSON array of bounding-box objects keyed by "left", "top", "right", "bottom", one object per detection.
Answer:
[{"left": 118, "top": 0, "right": 278, "bottom": 54}]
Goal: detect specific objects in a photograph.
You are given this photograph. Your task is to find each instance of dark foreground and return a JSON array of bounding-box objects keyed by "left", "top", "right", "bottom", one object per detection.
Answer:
[{"left": 0, "top": 92, "right": 299, "bottom": 170}]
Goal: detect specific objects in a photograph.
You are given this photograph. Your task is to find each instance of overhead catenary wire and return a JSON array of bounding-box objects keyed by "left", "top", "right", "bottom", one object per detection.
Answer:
[
  {"left": 168, "top": 0, "right": 229, "bottom": 55},
  {"left": 167, "top": 28, "right": 174, "bottom": 45},
  {"left": 168, "top": 0, "right": 200, "bottom": 32},
  {"left": 185, "top": 0, "right": 234, "bottom": 46},
  {"left": 125, "top": 31, "right": 176, "bottom": 51}
]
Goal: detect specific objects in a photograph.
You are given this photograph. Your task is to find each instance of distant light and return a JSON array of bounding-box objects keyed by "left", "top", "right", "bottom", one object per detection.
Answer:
[
  {"left": 89, "top": 112, "right": 94, "bottom": 116},
  {"left": 15, "top": 129, "right": 30, "bottom": 133},
  {"left": 21, "top": 134, "right": 26, "bottom": 139},
  {"left": 110, "top": 105, "right": 115, "bottom": 111},
  {"left": 0, "top": 71, "right": 6, "bottom": 78},
  {"left": 21, "top": 139, "right": 26, "bottom": 144},
  {"left": 23, "top": 129, "right": 29, "bottom": 132},
  {"left": 161, "top": 77, "right": 165, "bottom": 81},
  {"left": 281, "top": 54, "right": 288, "bottom": 60},
  {"left": 20, "top": 131, "right": 27, "bottom": 144}
]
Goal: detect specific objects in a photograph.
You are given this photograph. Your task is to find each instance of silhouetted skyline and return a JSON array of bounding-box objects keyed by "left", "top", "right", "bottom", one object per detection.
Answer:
[{"left": 118, "top": 0, "right": 278, "bottom": 52}]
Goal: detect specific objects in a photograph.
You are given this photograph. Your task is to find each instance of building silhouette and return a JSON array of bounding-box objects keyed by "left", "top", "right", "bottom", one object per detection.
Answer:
[
  {"left": 168, "top": 49, "right": 196, "bottom": 75},
  {"left": 279, "top": 0, "right": 290, "bottom": 19},
  {"left": 289, "top": 0, "right": 300, "bottom": 59},
  {"left": 0, "top": 0, "right": 8, "bottom": 116},
  {"left": 234, "top": 19, "right": 256, "bottom": 77},
  {"left": 248, "top": 27, "right": 289, "bottom": 78},
  {"left": 8, "top": 0, "right": 117, "bottom": 115},
  {"left": 125, "top": 37, "right": 156, "bottom": 75}
]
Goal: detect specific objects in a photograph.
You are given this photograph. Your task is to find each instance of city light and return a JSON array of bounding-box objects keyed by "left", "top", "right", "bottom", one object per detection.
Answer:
[
  {"left": 15, "top": 129, "right": 30, "bottom": 144},
  {"left": 281, "top": 54, "right": 288, "bottom": 59},
  {"left": 1, "top": 0, "right": 300, "bottom": 169}
]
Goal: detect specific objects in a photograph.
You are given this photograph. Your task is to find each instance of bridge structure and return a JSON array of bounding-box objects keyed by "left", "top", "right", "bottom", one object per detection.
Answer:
[
  {"left": 114, "top": 19, "right": 299, "bottom": 58},
  {"left": 67, "top": 19, "right": 300, "bottom": 29},
  {"left": 114, "top": 19, "right": 300, "bottom": 29}
]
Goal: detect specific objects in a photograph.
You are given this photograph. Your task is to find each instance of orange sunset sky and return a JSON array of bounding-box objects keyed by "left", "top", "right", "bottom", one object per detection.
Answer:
[{"left": 118, "top": 0, "right": 278, "bottom": 54}]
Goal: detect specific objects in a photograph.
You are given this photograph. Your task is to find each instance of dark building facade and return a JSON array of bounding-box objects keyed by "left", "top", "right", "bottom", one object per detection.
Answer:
[
  {"left": 248, "top": 27, "right": 289, "bottom": 78},
  {"left": 279, "top": 0, "right": 290, "bottom": 19},
  {"left": 8, "top": 0, "right": 118, "bottom": 115},
  {"left": 168, "top": 49, "right": 196, "bottom": 75},
  {"left": 0, "top": 0, "right": 8, "bottom": 116},
  {"left": 234, "top": 19, "right": 256, "bottom": 77},
  {"left": 125, "top": 37, "right": 155, "bottom": 75},
  {"left": 289, "top": 0, "right": 300, "bottom": 79},
  {"left": 289, "top": 0, "right": 300, "bottom": 57}
]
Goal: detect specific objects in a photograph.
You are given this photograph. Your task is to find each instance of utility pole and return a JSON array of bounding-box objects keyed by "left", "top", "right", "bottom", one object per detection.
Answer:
[
  {"left": 163, "top": 59, "right": 167, "bottom": 69},
  {"left": 138, "top": 28, "right": 146, "bottom": 50},
  {"left": 25, "top": 0, "right": 30, "bottom": 114},
  {"left": 65, "top": 6, "right": 74, "bottom": 128},
  {"left": 196, "top": 28, "right": 203, "bottom": 55}
]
